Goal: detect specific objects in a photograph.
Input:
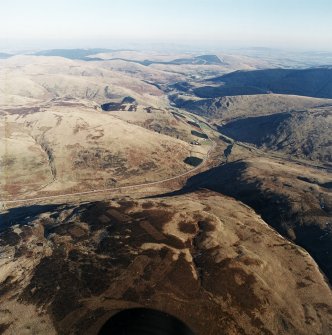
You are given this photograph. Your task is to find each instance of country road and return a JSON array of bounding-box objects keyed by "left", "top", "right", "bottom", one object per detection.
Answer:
[{"left": 0, "top": 119, "right": 217, "bottom": 207}]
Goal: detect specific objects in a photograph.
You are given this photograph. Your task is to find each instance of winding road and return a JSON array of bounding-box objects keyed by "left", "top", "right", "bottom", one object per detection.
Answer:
[{"left": 1, "top": 119, "right": 217, "bottom": 207}]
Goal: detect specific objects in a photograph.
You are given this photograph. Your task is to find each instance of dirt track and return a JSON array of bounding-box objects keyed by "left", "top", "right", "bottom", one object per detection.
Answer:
[{"left": 0, "top": 118, "right": 217, "bottom": 207}]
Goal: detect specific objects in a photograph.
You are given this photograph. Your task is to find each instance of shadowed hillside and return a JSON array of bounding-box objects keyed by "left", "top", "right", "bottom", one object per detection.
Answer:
[
  {"left": 0, "top": 193, "right": 331, "bottom": 334},
  {"left": 196, "top": 68, "right": 332, "bottom": 99},
  {"left": 182, "top": 159, "right": 332, "bottom": 283},
  {"left": 218, "top": 107, "right": 332, "bottom": 163},
  {"left": 1, "top": 50, "right": 332, "bottom": 335}
]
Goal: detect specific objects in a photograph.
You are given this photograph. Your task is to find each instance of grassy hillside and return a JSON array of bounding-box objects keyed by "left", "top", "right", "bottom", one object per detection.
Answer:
[
  {"left": 183, "top": 158, "right": 332, "bottom": 283},
  {"left": 1, "top": 192, "right": 331, "bottom": 334},
  {"left": 199, "top": 68, "right": 332, "bottom": 99},
  {"left": 0, "top": 100, "right": 192, "bottom": 199},
  {"left": 218, "top": 107, "right": 332, "bottom": 163}
]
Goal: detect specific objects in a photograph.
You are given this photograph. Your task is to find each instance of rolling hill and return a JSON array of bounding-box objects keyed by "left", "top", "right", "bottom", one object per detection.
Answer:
[
  {"left": 1, "top": 50, "right": 332, "bottom": 335},
  {"left": 0, "top": 55, "right": 167, "bottom": 108},
  {"left": 218, "top": 107, "right": 332, "bottom": 163},
  {"left": 183, "top": 157, "right": 332, "bottom": 284},
  {"left": 0, "top": 192, "right": 331, "bottom": 334},
  {"left": 0, "top": 99, "right": 192, "bottom": 199},
  {"left": 196, "top": 68, "right": 332, "bottom": 99}
]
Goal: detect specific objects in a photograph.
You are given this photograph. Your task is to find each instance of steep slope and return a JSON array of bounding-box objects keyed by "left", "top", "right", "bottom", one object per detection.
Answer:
[
  {"left": 0, "top": 99, "right": 191, "bottom": 199},
  {"left": 193, "top": 94, "right": 332, "bottom": 121},
  {"left": 0, "top": 49, "right": 331, "bottom": 335},
  {"left": 169, "top": 93, "right": 332, "bottom": 164},
  {"left": 184, "top": 158, "right": 332, "bottom": 283},
  {"left": 218, "top": 107, "right": 332, "bottom": 163},
  {"left": 200, "top": 68, "right": 332, "bottom": 99},
  {"left": 169, "top": 92, "right": 332, "bottom": 120},
  {"left": 0, "top": 192, "right": 331, "bottom": 335}
]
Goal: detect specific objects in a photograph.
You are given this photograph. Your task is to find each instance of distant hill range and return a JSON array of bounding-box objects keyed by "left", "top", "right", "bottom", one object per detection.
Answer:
[
  {"left": 33, "top": 48, "right": 114, "bottom": 60},
  {"left": 109, "top": 54, "right": 223, "bottom": 66},
  {"left": 33, "top": 49, "right": 223, "bottom": 66},
  {"left": 194, "top": 68, "right": 332, "bottom": 99},
  {"left": 0, "top": 52, "right": 13, "bottom": 59},
  {"left": 166, "top": 54, "right": 223, "bottom": 65}
]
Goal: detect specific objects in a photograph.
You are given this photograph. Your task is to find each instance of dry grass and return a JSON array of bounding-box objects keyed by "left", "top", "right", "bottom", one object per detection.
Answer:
[
  {"left": 0, "top": 192, "right": 331, "bottom": 335},
  {"left": 0, "top": 101, "right": 192, "bottom": 199}
]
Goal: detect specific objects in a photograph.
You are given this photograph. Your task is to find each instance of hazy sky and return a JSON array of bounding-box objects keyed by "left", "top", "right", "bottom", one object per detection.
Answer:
[{"left": 1, "top": 0, "right": 332, "bottom": 50}]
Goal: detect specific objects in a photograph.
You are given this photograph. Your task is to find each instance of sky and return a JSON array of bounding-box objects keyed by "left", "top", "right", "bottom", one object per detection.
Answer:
[{"left": 1, "top": 0, "right": 332, "bottom": 51}]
